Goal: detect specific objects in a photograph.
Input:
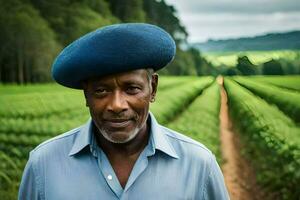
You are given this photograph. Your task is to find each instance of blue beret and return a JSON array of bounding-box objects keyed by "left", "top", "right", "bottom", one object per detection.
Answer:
[{"left": 52, "top": 23, "right": 176, "bottom": 89}]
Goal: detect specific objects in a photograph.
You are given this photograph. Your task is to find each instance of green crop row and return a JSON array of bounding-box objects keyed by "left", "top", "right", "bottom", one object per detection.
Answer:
[
  {"left": 0, "top": 143, "right": 32, "bottom": 160},
  {"left": 0, "top": 151, "right": 19, "bottom": 183},
  {"left": 234, "top": 76, "right": 300, "bottom": 123},
  {"left": 224, "top": 78, "right": 300, "bottom": 199},
  {"left": 0, "top": 151, "right": 22, "bottom": 200},
  {"left": 151, "top": 77, "right": 214, "bottom": 124},
  {"left": 0, "top": 133, "right": 50, "bottom": 147},
  {"left": 0, "top": 91, "right": 85, "bottom": 119},
  {"left": 157, "top": 76, "right": 199, "bottom": 91},
  {"left": 249, "top": 75, "right": 300, "bottom": 91},
  {"left": 0, "top": 116, "right": 89, "bottom": 137},
  {"left": 166, "top": 82, "right": 222, "bottom": 163},
  {"left": 0, "top": 83, "right": 68, "bottom": 95}
]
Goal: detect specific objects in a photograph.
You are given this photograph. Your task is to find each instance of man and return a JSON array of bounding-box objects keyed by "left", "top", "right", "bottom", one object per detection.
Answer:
[{"left": 19, "top": 23, "right": 229, "bottom": 200}]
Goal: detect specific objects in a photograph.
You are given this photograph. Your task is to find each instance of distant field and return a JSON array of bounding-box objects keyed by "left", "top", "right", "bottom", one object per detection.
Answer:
[{"left": 203, "top": 50, "right": 300, "bottom": 67}]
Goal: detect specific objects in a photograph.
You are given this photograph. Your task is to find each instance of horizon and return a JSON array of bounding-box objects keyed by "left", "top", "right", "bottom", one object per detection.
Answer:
[
  {"left": 165, "top": 0, "right": 300, "bottom": 43},
  {"left": 190, "top": 29, "right": 300, "bottom": 44}
]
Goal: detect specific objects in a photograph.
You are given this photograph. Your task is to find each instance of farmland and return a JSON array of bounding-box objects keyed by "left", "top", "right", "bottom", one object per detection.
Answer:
[
  {"left": 1, "top": 76, "right": 300, "bottom": 200},
  {"left": 224, "top": 78, "right": 300, "bottom": 199},
  {"left": 249, "top": 75, "right": 300, "bottom": 91}
]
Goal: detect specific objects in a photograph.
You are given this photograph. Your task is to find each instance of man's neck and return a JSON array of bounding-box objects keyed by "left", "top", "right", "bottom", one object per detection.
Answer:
[{"left": 94, "top": 120, "right": 151, "bottom": 188}]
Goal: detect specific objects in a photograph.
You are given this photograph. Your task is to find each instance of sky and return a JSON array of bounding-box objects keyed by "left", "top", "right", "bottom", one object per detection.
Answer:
[{"left": 165, "top": 0, "right": 300, "bottom": 43}]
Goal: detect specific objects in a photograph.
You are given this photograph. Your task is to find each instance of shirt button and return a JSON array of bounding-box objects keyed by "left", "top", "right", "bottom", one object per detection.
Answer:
[{"left": 107, "top": 175, "right": 112, "bottom": 180}]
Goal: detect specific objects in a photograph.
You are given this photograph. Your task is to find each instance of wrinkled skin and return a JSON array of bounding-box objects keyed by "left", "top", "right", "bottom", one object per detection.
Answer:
[{"left": 83, "top": 69, "right": 158, "bottom": 145}]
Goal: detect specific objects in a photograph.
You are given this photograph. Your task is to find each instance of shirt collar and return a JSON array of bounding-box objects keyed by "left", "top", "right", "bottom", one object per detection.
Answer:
[
  {"left": 68, "top": 119, "right": 94, "bottom": 156},
  {"left": 148, "top": 112, "right": 179, "bottom": 159},
  {"left": 68, "top": 113, "right": 179, "bottom": 159}
]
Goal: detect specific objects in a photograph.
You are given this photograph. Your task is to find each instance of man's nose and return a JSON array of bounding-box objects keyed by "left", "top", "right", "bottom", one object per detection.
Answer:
[{"left": 107, "top": 90, "right": 128, "bottom": 113}]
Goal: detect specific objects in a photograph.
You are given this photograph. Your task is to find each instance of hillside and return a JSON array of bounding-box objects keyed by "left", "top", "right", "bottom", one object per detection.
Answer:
[{"left": 193, "top": 31, "right": 300, "bottom": 52}]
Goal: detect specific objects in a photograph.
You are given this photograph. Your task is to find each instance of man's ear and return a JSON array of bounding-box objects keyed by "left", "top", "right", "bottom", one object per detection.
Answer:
[{"left": 150, "top": 73, "right": 158, "bottom": 102}]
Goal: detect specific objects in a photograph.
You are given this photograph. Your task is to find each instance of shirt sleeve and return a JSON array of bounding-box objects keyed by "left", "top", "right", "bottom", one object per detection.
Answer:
[
  {"left": 203, "top": 155, "right": 230, "bottom": 200},
  {"left": 18, "top": 153, "right": 41, "bottom": 200}
]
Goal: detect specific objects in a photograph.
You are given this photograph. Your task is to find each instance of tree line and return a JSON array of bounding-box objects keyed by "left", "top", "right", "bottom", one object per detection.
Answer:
[
  {"left": 0, "top": 0, "right": 214, "bottom": 84},
  {"left": 223, "top": 55, "right": 300, "bottom": 76}
]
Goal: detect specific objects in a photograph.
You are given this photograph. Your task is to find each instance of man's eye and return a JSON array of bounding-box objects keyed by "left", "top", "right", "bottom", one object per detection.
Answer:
[
  {"left": 94, "top": 88, "right": 108, "bottom": 95},
  {"left": 126, "top": 86, "right": 141, "bottom": 94}
]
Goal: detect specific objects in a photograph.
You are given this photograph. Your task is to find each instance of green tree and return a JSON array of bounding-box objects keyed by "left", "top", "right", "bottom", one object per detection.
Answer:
[
  {"left": 277, "top": 59, "right": 300, "bottom": 75},
  {"left": 29, "top": 0, "right": 118, "bottom": 45},
  {"left": 160, "top": 48, "right": 197, "bottom": 76},
  {"left": 262, "top": 59, "right": 284, "bottom": 75},
  {"left": 185, "top": 47, "right": 217, "bottom": 76},
  {"left": 225, "top": 67, "right": 240, "bottom": 76},
  {"left": 63, "top": 3, "right": 118, "bottom": 44},
  {"left": 109, "top": 0, "right": 146, "bottom": 22},
  {"left": 0, "top": 0, "right": 60, "bottom": 83},
  {"left": 143, "top": 0, "right": 187, "bottom": 44},
  {"left": 236, "top": 56, "right": 257, "bottom": 75}
]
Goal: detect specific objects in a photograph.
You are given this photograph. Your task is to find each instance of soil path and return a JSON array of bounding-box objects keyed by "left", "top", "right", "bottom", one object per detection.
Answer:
[{"left": 218, "top": 77, "right": 264, "bottom": 200}]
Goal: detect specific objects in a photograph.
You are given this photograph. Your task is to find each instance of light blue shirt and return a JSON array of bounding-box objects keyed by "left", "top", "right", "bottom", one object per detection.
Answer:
[{"left": 19, "top": 113, "right": 229, "bottom": 200}]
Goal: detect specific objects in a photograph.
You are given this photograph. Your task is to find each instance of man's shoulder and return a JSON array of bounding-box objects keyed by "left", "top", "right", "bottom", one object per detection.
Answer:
[
  {"left": 161, "top": 125, "right": 212, "bottom": 152},
  {"left": 29, "top": 125, "right": 83, "bottom": 158},
  {"left": 159, "top": 125, "right": 214, "bottom": 161}
]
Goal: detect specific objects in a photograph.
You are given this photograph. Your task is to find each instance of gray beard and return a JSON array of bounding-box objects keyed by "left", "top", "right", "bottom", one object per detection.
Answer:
[{"left": 97, "top": 126, "right": 140, "bottom": 144}]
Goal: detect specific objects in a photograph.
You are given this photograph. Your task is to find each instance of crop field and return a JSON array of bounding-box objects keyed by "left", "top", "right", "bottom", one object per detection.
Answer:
[
  {"left": 248, "top": 75, "right": 300, "bottom": 91},
  {"left": 224, "top": 78, "right": 300, "bottom": 199},
  {"left": 1, "top": 76, "right": 300, "bottom": 199},
  {"left": 203, "top": 50, "right": 300, "bottom": 66}
]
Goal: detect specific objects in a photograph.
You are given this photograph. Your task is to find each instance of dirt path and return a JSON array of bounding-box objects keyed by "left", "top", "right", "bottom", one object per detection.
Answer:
[{"left": 218, "top": 76, "right": 265, "bottom": 200}]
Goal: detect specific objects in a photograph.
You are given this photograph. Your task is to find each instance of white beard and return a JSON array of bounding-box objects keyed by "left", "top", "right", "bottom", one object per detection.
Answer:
[{"left": 98, "top": 126, "right": 140, "bottom": 144}]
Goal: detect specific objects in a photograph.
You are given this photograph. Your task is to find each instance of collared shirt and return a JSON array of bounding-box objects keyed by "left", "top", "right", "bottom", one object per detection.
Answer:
[{"left": 18, "top": 113, "right": 229, "bottom": 200}]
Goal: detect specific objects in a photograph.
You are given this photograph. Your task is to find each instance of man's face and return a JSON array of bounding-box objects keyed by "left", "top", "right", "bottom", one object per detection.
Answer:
[{"left": 83, "top": 69, "right": 158, "bottom": 144}]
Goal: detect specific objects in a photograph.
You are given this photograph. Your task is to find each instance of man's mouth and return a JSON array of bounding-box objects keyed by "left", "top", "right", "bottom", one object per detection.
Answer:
[{"left": 103, "top": 119, "right": 133, "bottom": 128}]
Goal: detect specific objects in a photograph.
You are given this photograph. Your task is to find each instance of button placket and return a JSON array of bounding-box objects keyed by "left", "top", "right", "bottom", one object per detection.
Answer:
[{"left": 97, "top": 148, "right": 124, "bottom": 198}]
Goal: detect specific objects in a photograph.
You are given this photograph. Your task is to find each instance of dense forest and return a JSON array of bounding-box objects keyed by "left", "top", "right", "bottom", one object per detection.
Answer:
[{"left": 0, "top": 0, "right": 215, "bottom": 84}]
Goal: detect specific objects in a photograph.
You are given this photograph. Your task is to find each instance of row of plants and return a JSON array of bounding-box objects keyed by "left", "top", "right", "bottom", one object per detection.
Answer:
[
  {"left": 234, "top": 76, "right": 300, "bottom": 123},
  {"left": 0, "top": 113, "right": 89, "bottom": 137},
  {"left": 151, "top": 77, "right": 214, "bottom": 124},
  {"left": 166, "top": 82, "right": 222, "bottom": 163},
  {"left": 0, "top": 91, "right": 85, "bottom": 119},
  {"left": 0, "top": 83, "right": 68, "bottom": 95},
  {"left": 0, "top": 153, "right": 19, "bottom": 199},
  {"left": 249, "top": 75, "right": 300, "bottom": 91},
  {"left": 157, "top": 76, "right": 199, "bottom": 91},
  {"left": 224, "top": 78, "right": 300, "bottom": 199}
]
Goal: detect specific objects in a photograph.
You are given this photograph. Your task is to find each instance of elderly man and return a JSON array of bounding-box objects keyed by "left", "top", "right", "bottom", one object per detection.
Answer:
[{"left": 19, "top": 23, "right": 229, "bottom": 200}]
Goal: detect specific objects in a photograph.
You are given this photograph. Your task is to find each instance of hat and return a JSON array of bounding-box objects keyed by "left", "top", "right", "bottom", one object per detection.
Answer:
[{"left": 52, "top": 23, "right": 176, "bottom": 89}]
